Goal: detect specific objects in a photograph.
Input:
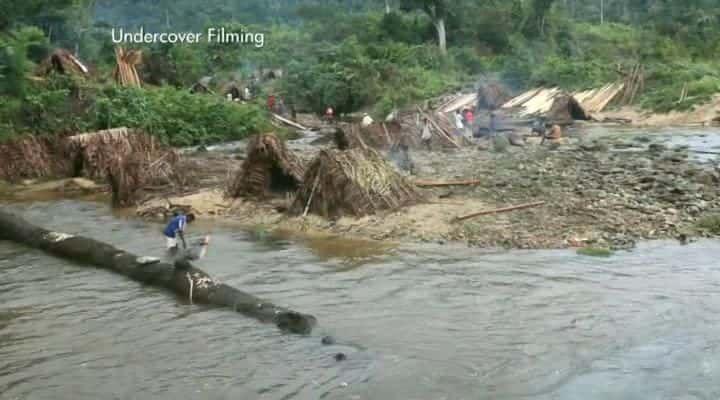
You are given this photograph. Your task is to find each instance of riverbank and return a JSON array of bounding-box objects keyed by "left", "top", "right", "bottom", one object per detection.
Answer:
[{"left": 129, "top": 127, "right": 720, "bottom": 251}]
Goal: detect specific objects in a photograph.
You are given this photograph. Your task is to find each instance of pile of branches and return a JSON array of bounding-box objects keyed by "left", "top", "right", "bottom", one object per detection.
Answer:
[
  {"left": 290, "top": 147, "right": 423, "bottom": 218},
  {"left": 227, "top": 133, "right": 304, "bottom": 199},
  {"left": 0, "top": 135, "right": 74, "bottom": 182},
  {"left": 618, "top": 64, "right": 645, "bottom": 105},
  {"left": 112, "top": 47, "right": 142, "bottom": 87}
]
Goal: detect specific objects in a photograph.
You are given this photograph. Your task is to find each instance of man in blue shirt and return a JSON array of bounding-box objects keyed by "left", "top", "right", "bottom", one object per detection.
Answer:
[{"left": 163, "top": 213, "right": 195, "bottom": 253}]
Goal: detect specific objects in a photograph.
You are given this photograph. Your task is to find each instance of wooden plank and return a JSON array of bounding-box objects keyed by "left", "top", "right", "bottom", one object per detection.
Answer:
[
  {"left": 271, "top": 113, "right": 309, "bottom": 130},
  {"left": 414, "top": 179, "right": 481, "bottom": 188}
]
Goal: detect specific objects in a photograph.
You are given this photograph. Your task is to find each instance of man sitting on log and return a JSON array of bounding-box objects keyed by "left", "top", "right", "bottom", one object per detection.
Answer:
[{"left": 163, "top": 212, "right": 195, "bottom": 254}]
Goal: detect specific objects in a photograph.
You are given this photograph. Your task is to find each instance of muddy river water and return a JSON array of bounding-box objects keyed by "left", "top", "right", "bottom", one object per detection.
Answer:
[{"left": 1, "top": 199, "right": 720, "bottom": 399}]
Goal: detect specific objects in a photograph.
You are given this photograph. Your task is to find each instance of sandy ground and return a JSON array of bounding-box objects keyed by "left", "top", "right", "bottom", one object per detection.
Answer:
[{"left": 597, "top": 97, "right": 720, "bottom": 126}]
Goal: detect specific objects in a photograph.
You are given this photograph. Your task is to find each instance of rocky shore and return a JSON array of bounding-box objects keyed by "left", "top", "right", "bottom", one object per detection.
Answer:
[{"left": 135, "top": 128, "right": 720, "bottom": 251}]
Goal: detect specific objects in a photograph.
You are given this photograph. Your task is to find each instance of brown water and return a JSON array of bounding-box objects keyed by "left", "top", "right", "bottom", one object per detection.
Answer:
[{"left": 2, "top": 200, "right": 720, "bottom": 400}]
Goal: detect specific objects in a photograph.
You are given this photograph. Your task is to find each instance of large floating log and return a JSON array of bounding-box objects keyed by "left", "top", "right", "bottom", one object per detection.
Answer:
[{"left": 0, "top": 209, "right": 316, "bottom": 334}]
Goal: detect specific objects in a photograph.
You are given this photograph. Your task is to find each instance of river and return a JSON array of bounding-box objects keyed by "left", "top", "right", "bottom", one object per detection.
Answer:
[{"left": 2, "top": 200, "right": 720, "bottom": 399}]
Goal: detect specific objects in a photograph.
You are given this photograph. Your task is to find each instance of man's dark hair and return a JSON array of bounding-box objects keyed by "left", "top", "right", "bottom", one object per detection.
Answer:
[{"left": 186, "top": 213, "right": 196, "bottom": 223}]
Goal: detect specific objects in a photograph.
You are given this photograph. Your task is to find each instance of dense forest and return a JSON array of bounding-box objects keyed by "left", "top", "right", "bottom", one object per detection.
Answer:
[{"left": 2, "top": 0, "right": 720, "bottom": 144}]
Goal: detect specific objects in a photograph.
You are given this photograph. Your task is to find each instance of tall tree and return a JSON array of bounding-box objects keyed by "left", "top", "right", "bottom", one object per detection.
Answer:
[{"left": 400, "top": 0, "right": 448, "bottom": 54}]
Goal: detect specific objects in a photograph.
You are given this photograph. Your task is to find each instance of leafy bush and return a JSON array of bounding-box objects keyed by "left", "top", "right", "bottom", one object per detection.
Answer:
[
  {"left": 92, "top": 86, "right": 272, "bottom": 146},
  {"left": 697, "top": 214, "right": 720, "bottom": 235},
  {"left": 577, "top": 246, "right": 614, "bottom": 257},
  {"left": 640, "top": 62, "right": 720, "bottom": 112},
  {"left": 1, "top": 78, "right": 272, "bottom": 146}
]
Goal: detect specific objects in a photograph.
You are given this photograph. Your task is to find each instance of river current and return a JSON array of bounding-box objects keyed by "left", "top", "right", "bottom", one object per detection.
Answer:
[{"left": 1, "top": 200, "right": 720, "bottom": 399}]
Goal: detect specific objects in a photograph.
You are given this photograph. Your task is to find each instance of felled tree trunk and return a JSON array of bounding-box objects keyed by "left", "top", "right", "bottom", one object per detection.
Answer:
[{"left": 0, "top": 209, "right": 316, "bottom": 334}]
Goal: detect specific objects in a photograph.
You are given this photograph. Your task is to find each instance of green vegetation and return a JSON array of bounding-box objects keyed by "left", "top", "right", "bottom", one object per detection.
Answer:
[
  {"left": 0, "top": 76, "right": 271, "bottom": 146},
  {"left": 3, "top": 0, "right": 720, "bottom": 144},
  {"left": 697, "top": 214, "right": 720, "bottom": 235},
  {"left": 577, "top": 246, "right": 614, "bottom": 257}
]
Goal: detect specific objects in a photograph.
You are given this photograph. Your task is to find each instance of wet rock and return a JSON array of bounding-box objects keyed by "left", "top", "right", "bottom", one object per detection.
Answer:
[
  {"left": 321, "top": 336, "right": 336, "bottom": 345},
  {"left": 334, "top": 353, "right": 347, "bottom": 362}
]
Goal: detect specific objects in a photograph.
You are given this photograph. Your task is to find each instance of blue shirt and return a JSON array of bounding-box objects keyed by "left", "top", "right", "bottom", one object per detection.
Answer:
[{"left": 163, "top": 215, "right": 187, "bottom": 238}]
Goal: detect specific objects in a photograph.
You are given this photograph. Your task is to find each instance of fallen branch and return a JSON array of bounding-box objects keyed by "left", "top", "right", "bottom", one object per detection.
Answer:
[
  {"left": 414, "top": 179, "right": 482, "bottom": 188},
  {"left": 303, "top": 170, "right": 321, "bottom": 217},
  {"left": 0, "top": 209, "right": 316, "bottom": 334},
  {"left": 272, "top": 113, "right": 309, "bottom": 131},
  {"left": 381, "top": 123, "right": 392, "bottom": 145},
  {"left": 453, "top": 201, "right": 546, "bottom": 222}
]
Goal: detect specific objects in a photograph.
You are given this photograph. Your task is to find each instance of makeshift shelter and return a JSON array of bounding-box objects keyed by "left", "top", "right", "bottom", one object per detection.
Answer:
[
  {"left": 290, "top": 147, "right": 423, "bottom": 219},
  {"left": 546, "top": 93, "right": 590, "bottom": 124},
  {"left": 190, "top": 77, "right": 214, "bottom": 94},
  {"left": 0, "top": 136, "right": 74, "bottom": 182},
  {"left": 221, "top": 81, "right": 244, "bottom": 100},
  {"left": 65, "top": 128, "right": 179, "bottom": 182},
  {"left": 112, "top": 47, "right": 142, "bottom": 87},
  {"left": 38, "top": 49, "right": 90, "bottom": 77},
  {"left": 227, "top": 133, "right": 304, "bottom": 199}
]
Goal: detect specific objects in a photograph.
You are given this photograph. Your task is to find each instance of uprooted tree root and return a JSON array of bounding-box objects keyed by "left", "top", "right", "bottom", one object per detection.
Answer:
[
  {"left": 290, "top": 147, "right": 423, "bottom": 219},
  {"left": 226, "top": 133, "right": 304, "bottom": 199}
]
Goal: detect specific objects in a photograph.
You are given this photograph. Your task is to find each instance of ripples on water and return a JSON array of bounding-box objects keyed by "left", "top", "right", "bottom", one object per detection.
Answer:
[{"left": 1, "top": 200, "right": 720, "bottom": 399}]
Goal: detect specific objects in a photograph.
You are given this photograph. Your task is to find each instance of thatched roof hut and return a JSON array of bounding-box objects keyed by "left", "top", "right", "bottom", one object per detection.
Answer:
[
  {"left": 546, "top": 93, "right": 590, "bottom": 124},
  {"left": 227, "top": 134, "right": 304, "bottom": 199},
  {"left": 0, "top": 136, "right": 74, "bottom": 182},
  {"left": 65, "top": 127, "right": 178, "bottom": 181},
  {"left": 38, "top": 49, "right": 90, "bottom": 77},
  {"left": 290, "top": 147, "right": 423, "bottom": 219}
]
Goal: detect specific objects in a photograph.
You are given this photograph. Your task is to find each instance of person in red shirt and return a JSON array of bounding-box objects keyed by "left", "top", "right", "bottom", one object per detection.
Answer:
[
  {"left": 267, "top": 94, "right": 276, "bottom": 112},
  {"left": 463, "top": 108, "right": 474, "bottom": 126}
]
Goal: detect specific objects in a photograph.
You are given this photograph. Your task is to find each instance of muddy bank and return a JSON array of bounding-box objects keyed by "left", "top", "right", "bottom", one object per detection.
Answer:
[{"left": 135, "top": 129, "right": 720, "bottom": 251}]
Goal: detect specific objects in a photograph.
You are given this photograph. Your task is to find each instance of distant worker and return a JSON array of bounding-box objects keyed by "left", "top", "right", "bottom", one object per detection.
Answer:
[
  {"left": 243, "top": 87, "right": 251, "bottom": 101},
  {"left": 541, "top": 124, "right": 563, "bottom": 145},
  {"left": 421, "top": 117, "right": 432, "bottom": 151},
  {"left": 163, "top": 212, "right": 195, "bottom": 254},
  {"left": 361, "top": 113, "right": 374, "bottom": 127},
  {"left": 325, "top": 106, "right": 334, "bottom": 122},
  {"left": 267, "top": 94, "right": 276, "bottom": 112},
  {"left": 463, "top": 108, "right": 475, "bottom": 126},
  {"left": 463, "top": 108, "right": 474, "bottom": 137},
  {"left": 454, "top": 110, "right": 465, "bottom": 137},
  {"left": 489, "top": 112, "right": 497, "bottom": 137},
  {"left": 531, "top": 118, "right": 546, "bottom": 137}
]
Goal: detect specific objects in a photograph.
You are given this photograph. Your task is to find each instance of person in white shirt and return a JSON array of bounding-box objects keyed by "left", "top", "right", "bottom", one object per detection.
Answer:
[{"left": 361, "top": 113, "right": 374, "bottom": 127}]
